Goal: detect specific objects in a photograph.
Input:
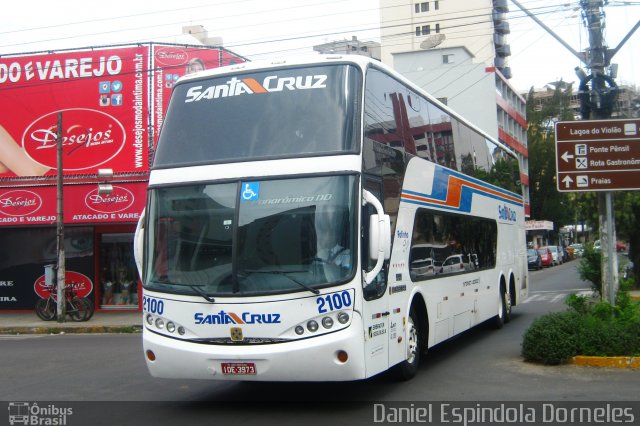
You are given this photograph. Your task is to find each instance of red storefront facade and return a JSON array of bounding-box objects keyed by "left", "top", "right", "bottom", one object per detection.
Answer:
[{"left": 0, "top": 43, "right": 245, "bottom": 311}]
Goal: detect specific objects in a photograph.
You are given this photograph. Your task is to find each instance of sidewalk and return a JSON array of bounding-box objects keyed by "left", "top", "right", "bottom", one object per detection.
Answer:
[{"left": 0, "top": 311, "right": 142, "bottom": 334}]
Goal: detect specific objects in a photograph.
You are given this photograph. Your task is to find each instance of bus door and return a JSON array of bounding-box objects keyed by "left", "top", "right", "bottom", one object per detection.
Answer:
[{"left": 361, "top": 181, "right": 389, "bottom": 376}]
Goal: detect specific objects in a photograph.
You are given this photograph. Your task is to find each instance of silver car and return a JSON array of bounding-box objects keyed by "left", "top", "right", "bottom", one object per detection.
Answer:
[{"left": 547, "top": 246, "right": 562, "bottom": 265}]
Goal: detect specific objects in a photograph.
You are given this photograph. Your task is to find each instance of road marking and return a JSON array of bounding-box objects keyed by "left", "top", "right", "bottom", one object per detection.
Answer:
[
  {"left": 0, "top": 335, "right": 46, "bottom": 340},
  {"left": 522, "top": 289, "right": 594, "bottom": 304}
]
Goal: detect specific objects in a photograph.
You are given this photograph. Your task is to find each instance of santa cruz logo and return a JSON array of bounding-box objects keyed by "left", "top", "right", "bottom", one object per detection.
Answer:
[
  {"left": 185, "top": 74, "right": 328, "bottom": 103},
  {"left": 85, "top": 185, "right": 135, "bottom": 213},
  {"left": 0, "top": 189, "right": 42, "bottom": 216},
  {"left": 195, "top": 311, "right": 281, "bottom": 325},
  {"left": 34, "top": 271, "right": 93, "bottom": 299},
  {"left": 154, "top": 47, "right": 189, "bottom": 67},
  {"left": 22, "top": 108, "right": 126, "bottom": 171}
]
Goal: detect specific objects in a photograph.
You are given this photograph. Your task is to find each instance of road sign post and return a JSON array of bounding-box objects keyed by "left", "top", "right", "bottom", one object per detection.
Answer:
[
  {"left": 555, "top": 118, "right": 639, "bottom": 304},
  {"left": 555, "top": 119, "right": 640, "bottom": 192}
]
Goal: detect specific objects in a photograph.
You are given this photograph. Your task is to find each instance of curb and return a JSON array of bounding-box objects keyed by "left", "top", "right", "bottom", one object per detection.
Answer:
[
  {"left": 570, "top": 356, "right": 640, "bottom": 369},
  {"left": 0, "top": 325, "right": 142, "bottom": 335}
]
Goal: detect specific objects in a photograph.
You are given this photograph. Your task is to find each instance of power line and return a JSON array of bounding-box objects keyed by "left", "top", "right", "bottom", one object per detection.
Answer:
[
  {"left": 0, "top": 1, "right": 636, "bottom": 95},
  {"left": 0, "top": 1, "right": 587, "bottom": 54}
]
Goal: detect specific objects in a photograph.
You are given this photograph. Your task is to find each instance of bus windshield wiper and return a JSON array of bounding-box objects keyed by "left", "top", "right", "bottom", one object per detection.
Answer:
[
  {"left": 188, "top": 285, "right": 216, "bottom": 303},
  {"left": 243, "top": 269, "right": 320, "bottom": 295},
  {"left": 148, "top": 276, "right": 217, "bottom": 302}
]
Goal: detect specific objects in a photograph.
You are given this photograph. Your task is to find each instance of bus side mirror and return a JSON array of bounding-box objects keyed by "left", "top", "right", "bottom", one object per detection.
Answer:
[
  {"left": 134, "top": 209, "right": 145, "bottom": 279},
  {"left": 369, "top": 214, "right": 391, "bottom": 261},
  {"left": 362, "top": 189, "right": 391, "bottom": 285}
]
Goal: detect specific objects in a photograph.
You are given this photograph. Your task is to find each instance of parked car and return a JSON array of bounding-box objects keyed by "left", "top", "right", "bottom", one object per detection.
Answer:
[
  {"left": 537, "top": 247, "right": 553, "bottom": 268},
  {"left": 527, "top": 248, "right": 542, "bottom": 270},
  {"left": 565, "top": 245, "right": 575, "bottom": 259},
  {"left": 548, "top": 245, "right": 563, "bottom": 265},
  {"left": 622, "top": 253, "right": 634, "bottom": 279},
  {"left": 569, "top": 243, "right": 584, "bottom": 257},
  {"left": 440, "top": 254, "right": 475, "bottom": 274}
]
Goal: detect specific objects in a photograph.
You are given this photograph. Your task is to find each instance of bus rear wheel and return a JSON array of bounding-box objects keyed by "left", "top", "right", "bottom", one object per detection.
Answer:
[
  {"left": 493, "top": 286, "right": 510, "bottom": 329},
  {"left": 392, "top": 306, "right": 421, "bottom": 381}
]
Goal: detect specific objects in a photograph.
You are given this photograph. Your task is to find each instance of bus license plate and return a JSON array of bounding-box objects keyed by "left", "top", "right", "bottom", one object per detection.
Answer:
[{"left": 221, "top": 362, "right": 257, "bottom": 375}]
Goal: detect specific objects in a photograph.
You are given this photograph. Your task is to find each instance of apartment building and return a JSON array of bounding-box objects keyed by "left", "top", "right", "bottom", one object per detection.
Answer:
[{"left": 379, "top": 0, "right": 530, "bottom": 215}]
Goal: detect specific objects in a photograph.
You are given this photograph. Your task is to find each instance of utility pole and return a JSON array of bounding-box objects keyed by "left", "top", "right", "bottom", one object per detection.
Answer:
[
  {"left": 511, "top": 0, "right": 639, "bottom": 304},
  {"left": 56, "top": 112, "right": 66, "bottom": 322},
  {"left": 579, "top": 0, "right": 618, "bottom": 305}
]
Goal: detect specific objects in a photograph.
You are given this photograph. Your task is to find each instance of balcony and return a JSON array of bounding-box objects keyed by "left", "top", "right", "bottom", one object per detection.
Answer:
[
  {"left": 496, "top": 44, "right": 511, "bottom": 57},
  {"left": 494, "top": 21, "right": 510, "bottom": 34},
  {"left": 493, "top": 10, "right": 507, "bottom": 23},
  {"left": 493, "top": 0, "right": 509, "bottom": 12}
]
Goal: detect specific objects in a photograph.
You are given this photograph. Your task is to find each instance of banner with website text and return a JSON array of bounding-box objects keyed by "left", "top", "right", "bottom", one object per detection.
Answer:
[{"left": 0, "top": 46, "right": 149, "bottom": 178}]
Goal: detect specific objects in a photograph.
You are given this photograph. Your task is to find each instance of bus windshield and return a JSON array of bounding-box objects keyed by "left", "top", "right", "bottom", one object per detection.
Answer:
[
  {"left": 153, "top": 64, "right": 361, "bottom": 168},
  {"left": 144, "top": 175, "right": 357, "bottom": 296}
]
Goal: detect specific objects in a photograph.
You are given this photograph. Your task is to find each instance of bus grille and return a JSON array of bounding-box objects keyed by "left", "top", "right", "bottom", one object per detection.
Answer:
[{"left": 188, "top": 337, "right": 291, "bottom": 345}]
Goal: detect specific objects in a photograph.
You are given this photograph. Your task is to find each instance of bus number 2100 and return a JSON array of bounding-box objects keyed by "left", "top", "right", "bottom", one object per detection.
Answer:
[
  {"left": 143, "top": 296, "right": 164, "bottom": 315},
  {"left": 316, "top": 290, "right": 352, "bottom": 313}
]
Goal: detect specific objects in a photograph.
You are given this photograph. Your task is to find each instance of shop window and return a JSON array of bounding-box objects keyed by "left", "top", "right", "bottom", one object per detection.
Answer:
[{"left": 100, "top": 233, "right": 138, "bottom": 309}]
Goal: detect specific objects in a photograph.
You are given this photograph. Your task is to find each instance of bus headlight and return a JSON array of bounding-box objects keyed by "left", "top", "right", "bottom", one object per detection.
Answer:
[
  {"left": 337, "top": 311, "right": 350, "bottom": 324},
  {"left": 322, "top": 316, "right": 334, "bottom": 329},
  {"left": 295, "top": 325, "right": 305, "bottom": 335},
  {"left": 155, "top": 318, "right": 165, "bottom": 329},
  {"left": 146, "top": 313, "right": 154, "bottom": 325},
  {"left": 166, "top": 322, "right": 176, "bottom": 333},
  {"left": 307, "top": 320, "right": 319, "bottom": 332}
]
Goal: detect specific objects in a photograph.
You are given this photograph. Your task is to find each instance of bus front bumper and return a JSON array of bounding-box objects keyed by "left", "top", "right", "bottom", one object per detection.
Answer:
[{"left": 143, "top": 313, "right": 366, "bottom": 381}]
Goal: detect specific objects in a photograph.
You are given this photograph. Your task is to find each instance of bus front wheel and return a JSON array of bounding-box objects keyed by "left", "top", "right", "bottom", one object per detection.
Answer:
[{"left": 392, "top": 306, "right": 421, "bottom": 381}]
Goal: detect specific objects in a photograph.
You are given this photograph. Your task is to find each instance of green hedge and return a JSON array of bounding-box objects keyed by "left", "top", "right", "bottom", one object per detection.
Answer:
[{"left": 522, "top": 289, "right": 640, "bottom": 365}]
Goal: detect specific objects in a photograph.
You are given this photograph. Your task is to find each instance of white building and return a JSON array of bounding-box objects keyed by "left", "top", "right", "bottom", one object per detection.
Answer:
[
  {"left": 379, "top": 0, "right": 530, "bottom": 216},
  {"left": 313, "top": 36, "right": 381, "bottom": 60}
]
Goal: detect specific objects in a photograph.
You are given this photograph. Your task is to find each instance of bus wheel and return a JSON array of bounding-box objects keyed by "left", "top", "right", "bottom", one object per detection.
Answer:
[
  {"left": 493, "top": 286, "right": 510, "bottom": 329},
  {"left": 392, "top": 306, "right": 421, "bottom": 381},
  {"left": 504, "top": 288, "right": 512, "bottom": 323}
]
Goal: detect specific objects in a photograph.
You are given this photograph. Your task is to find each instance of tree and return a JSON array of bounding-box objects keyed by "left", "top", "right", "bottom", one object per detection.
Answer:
[{"left": 525, "top": 84, "right": 576, "bottom": 234}]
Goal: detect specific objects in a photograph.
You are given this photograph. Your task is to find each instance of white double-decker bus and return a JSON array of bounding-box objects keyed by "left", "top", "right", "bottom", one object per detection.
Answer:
[{"left": 135, "top": 55, "right": 527, "bottom": 381}]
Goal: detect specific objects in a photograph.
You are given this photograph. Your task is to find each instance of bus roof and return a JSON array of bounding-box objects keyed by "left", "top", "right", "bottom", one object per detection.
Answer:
[{"left": 176, "top": 54, "right": 520, "bottom": 163}]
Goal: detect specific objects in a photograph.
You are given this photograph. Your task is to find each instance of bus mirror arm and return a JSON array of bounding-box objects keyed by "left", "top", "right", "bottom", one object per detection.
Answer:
[
  {"left": 362, "top": 190, "right": 391, "bottom": 286},
  {"left": 134, "top": 208, "right": 145, "bottom": 280}
]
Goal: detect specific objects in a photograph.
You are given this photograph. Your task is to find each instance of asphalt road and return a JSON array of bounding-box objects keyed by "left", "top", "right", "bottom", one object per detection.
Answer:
[{"left": 2, "top": 260, "right": 638, "bottom": 426}]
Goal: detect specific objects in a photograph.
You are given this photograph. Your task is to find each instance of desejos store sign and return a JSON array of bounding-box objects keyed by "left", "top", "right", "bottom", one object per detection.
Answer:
[
  {"left": 0, "top": 43, "right": 245, "bottom": 227},
  {"left": 0, "top": 46, "right": 149, "bottom": 178},
  {"left": 0, "top": 183, "right": 146, "bottom": 225}
]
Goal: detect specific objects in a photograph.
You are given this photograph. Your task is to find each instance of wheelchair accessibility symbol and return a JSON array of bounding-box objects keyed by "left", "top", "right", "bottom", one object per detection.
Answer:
[{"left": 241, "top": 182, "right": 260, "bottom": 201}]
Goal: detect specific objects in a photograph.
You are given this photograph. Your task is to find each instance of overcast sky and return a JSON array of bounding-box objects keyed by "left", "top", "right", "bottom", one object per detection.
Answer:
[{"left": 1, "top": 0, "right": 638, "bottom": 93}]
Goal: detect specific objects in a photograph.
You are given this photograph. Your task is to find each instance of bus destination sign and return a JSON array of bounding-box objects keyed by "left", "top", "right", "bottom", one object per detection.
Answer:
[{"left": 555, "top": 119, "right": 640, "bottom": 192}]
